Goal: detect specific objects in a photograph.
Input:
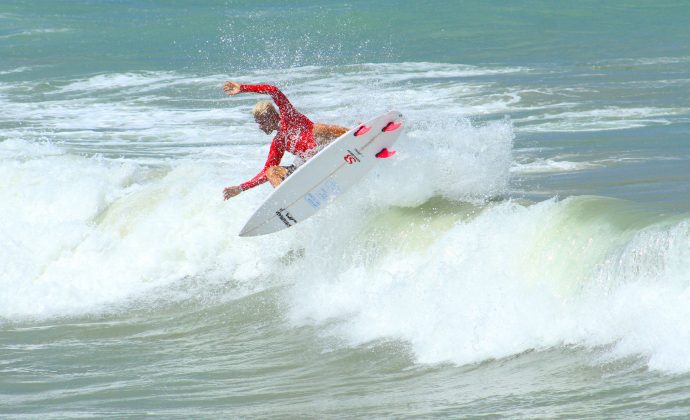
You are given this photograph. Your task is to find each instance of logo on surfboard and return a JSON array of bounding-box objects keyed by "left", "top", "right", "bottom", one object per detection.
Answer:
[
  {"left": 276, "top": 208, "right": 297, "bottom": 227},
  {"left": 343, "top": 148, "right": 363, "bottom": 165}
]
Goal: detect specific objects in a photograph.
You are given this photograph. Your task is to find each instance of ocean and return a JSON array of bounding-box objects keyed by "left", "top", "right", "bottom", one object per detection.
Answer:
[{"left": 2, "top": 0, "right": 690, "bottom": 417}]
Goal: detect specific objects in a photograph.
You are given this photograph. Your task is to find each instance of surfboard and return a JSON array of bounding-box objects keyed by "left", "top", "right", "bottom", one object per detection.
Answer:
[{"left": 239, "top": 110, "right": 404, "bottom": 237}]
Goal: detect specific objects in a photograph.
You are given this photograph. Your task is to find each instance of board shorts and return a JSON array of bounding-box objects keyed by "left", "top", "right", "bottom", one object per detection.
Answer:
[
  {"left": 275, "top": 164, "right": 297, "bottom": 182},
  {"left": 279, "top": 149, "right": 319, "bottom": 181}
]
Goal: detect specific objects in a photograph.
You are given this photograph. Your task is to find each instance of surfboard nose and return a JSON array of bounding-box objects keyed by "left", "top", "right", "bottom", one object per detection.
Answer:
[{"left": 238, "top": 225, "right": 253, "bottom": 237}]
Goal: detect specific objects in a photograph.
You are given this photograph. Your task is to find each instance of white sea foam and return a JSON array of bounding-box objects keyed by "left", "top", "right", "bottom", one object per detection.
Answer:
[
  {"left": 3, "top": 100, "right": 237, "bottom": 131},
  {"left": 0, "top": 66, "right": 33, "bottom": 76},
  {"left": 56, "top": 72, "right": 178, "bottom": 93},
  {"left": 346, "top": 62, "right": 530, "bottom": 82},
  {"left": 511, "top": 158, "right": 601, "bottom": 174},
  {"left": 53, "top": 72, "right": 219, "bottom": 94},
  {"left": 288, "top": 197, "right": 690, "bottom": 373},
  {"left": 515, "top": 107, "right": 684, "bottom": 132},
  {"left": 597, "top": 56, "right": 690, "bottom": 67},
  {"left": 0, "top": 140, "right": 282, "bottom": 318},
  {"left": 0, "top": 91, "right": 514, "bottom": 319},
  {"left": 0, "top": 28, "right": 70, "bottom": 39}
]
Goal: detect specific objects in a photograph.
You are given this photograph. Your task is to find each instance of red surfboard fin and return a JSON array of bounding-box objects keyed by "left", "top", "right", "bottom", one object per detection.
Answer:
[
  {"left": 354, "top": 125, "right": 371, "bottom": 136},
  {"left": 382, "top": 122, "right": 402, "bottom": 132},
  {"left": 376, "top": 148, "right": 396, "bottom": 158}
]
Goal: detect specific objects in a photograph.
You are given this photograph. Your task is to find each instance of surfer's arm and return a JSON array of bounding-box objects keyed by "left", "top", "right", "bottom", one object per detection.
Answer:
[
  {"left": 238, "top": 140, "right": 285, "bottom": 191},
  {"left": 238, "top": 83, "right": 299, "bottom": 118},
  {"left": 223, "top": 82, "right": 296, "bottom": 114}
]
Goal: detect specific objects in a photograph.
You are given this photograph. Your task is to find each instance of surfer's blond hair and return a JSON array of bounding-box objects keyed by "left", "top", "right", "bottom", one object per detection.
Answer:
[{"left": 253, "top": 101, "right": 277, "bottom": 119}]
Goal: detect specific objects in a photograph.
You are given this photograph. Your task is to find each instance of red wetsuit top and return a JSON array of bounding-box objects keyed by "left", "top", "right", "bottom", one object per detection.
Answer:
[{"left": 239, "top": 84, "right": 316, "bottom": 191}]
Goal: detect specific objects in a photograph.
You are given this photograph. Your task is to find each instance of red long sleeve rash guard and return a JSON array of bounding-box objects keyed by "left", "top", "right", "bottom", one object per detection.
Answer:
[{"left": 239, "top": 84, "right": 316, "bottom": 191}]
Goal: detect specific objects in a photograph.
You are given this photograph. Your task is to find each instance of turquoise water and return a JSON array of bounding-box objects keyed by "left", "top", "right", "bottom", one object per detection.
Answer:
[{"left": 2, "top": 1, "right": 690, "bottom": 417}]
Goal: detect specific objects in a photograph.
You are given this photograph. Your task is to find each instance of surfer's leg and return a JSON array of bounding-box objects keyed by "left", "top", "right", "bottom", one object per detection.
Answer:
[{"left": 314, "top": 123, "right": 348, "bottom": 147}]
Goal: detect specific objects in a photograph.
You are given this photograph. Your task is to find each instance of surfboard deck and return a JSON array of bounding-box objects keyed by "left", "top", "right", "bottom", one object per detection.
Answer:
[{"left": 239, "top": 111, "right": 404, "bottom": 237}]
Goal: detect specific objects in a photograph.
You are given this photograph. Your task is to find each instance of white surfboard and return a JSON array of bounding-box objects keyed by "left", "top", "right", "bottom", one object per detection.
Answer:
[{"left": 239, "top": 110, "right": 404, "bottom": 237}]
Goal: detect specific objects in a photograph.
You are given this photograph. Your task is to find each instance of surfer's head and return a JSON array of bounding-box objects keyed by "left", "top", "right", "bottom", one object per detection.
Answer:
[{"left": 253, "top": 101, "right": 279, "bottom": 134}]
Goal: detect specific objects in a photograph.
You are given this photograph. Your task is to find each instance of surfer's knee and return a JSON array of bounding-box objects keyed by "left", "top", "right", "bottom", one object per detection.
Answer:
[
  {"left": 266, "top": 165, "right": 286, "bottom": 178},
  {"left": 266, "top": 166, "right": 287, "bottom": 187}
]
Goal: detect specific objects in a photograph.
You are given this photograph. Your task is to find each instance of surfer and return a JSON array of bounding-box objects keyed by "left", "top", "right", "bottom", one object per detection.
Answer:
[{"left": 222, "top": 81, "right": 348, "bottom": 200}]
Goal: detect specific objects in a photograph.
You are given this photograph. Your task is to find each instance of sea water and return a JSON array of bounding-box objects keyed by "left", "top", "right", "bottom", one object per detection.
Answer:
[{"left": 2, "top": 1, "right": 690, "bottom": 417}]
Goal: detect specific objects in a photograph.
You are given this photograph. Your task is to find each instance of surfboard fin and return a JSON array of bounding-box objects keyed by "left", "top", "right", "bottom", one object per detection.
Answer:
[
  {"left": 354, "top": 125, "right": 371, "bottom": 136},
  {"left": 382, "top": 122, "right": 402, "bottom": 132},
  {"left": 376, "top": 148, "right": 396, "bottom": 158}
]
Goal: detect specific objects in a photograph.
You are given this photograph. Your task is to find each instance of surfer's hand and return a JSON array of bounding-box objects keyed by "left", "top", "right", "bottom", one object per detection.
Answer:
[
  {"left": 223, "top": 81, "right": 241, "bottom": 96},
  {"left": 223, "top": 186, "right": 242, "bottom": 200}
]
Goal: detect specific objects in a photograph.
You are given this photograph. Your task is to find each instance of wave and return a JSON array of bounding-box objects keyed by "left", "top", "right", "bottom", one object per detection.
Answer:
[
  {"left": 288, "top": 196, "right": 690, "bottom": 373},
  {"left": 3, "top": 64, "right": 687, "bottom": 158},
  {"left": 2, "top": 137, "right": 690, "bottom": 374},
  {"left": 3, "top": 137, "right": 690, "bottom": 376},
  {"left": 2, "top": 62, "right": 689, "bottom": 374},
  {"left": 0, "top": 107, "right": 512, "bottom": 320}
]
